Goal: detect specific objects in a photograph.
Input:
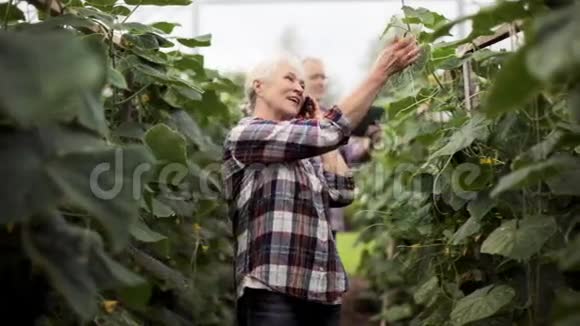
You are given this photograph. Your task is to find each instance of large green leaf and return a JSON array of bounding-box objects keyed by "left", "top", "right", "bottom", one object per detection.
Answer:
[
  {"left": 568, "top": 84, "right": 580, "bottom": 124},
  {"left": 429, "top": 1, "right": 530, "bottom": 42},
  {"left": 0, "top": 126, "right": 152, "bottom": 249},
  {"left": 383, "top": 304, "right": 413, "bottom": 322},
  {"left": 550, "top": 288, "right": 580, "bottom": 326},
  {"left": 47, "top": 143, "right": 153, "bottom": 251},
  {"left": 151, "top": 22, "right": 180, "bottom": 34},
  {"left": 558, "top": 235, "right": 580, "bottom": 270},
  {"left": 512, "top": 130, "right": 567, "bottom": 169},
  {"left": 491, "top": 154, "right": 577, "bottom": 197},
  {"left": 108, "top": 66, "right": 128, "bottom": 89},
  {"left": 21, "top": 14, "right": 98, "bottom": 30},
  {"left": 430, "top": 113, "right": 489, "bottom": 158},
  {"left": 480, "top": 216, "right": 557, "bottom": 260},
  {"left": 402, "top": 6, "right": 448, "bottom": 30},
  {"left": 23, "top": 213, "right": 144, "bottom": 319},
  {"left": 450, "top": 284, "right": 515, "bottom": 326},
  {"left": 144, "top": 124, "right": 188, "bottom": 165},
  {"left": 451, "top": 191, "right": 493, "bottom": 245},
  {"left": 0, "top": 129, "right": 62, "bottom": 224},
  {"left": 551, "top": 289, "right": 580, "bottom": 326},
  {"left": 451, "top": 216, "right": 481, "bottom": 245},
  {"left": 526, "top": 3, "right": 580, "bottom": 82},
  {"left": 0, "top": 31, "right": 106, "bottom": 128},
  {"left": 414, "top": 276, "right": 439, "bottom": 306},
  {"left": 481, "top": 47, "right": 542, "bottom": 117},
  {"left": 468, "top": 191, "right": 494, "bottom": 221},
  {"left": 177, "top": 34, "right": 212, "bottom": 48},
  {"left": 0, "top": 3, "right": 25, "bottom": 22},
  {"left": 130, "top": 219, "right": 167, "bottom": 243},
  {"left": 546, "top": 166, "right": 580, "bottom": 196}
]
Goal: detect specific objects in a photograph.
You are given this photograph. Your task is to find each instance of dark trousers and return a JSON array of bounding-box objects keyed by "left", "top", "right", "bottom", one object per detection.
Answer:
[{"left": 236, "top": 288, "right": 341, "bottom": 326}]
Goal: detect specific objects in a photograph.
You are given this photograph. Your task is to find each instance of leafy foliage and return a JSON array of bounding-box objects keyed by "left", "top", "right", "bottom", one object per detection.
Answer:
[
  {"left": 0, "top": 0, "right": 243, "bottom": 324},
  {"left": 354, "top": 1, "right": 580, "bottom": 325}
]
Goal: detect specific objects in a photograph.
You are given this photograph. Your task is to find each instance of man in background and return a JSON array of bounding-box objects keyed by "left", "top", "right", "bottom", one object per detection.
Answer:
[{"left": 303, "top": 57, "right": 383, "bottom": 240}]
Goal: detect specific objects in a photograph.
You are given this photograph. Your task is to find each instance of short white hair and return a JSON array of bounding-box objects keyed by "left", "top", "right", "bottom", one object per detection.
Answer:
[{"left": 243, "top": 53, "right": 304, "bottom": 112}]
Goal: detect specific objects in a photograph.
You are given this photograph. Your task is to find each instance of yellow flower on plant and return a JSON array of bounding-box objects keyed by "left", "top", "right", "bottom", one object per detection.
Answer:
[
  {"left": 479, "top": 157, "right": 494, "bottom": 165},
  {"left": 193, "top": 223, "right": 202, "bottom": 233},
  {"left": 102, "top": 300, "right": 119, "bottom": 314}
]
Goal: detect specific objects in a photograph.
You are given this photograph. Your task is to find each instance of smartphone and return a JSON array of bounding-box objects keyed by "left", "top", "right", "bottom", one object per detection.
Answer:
[{"left": 298, "top": 96, "right": 315, "bottom": 118}]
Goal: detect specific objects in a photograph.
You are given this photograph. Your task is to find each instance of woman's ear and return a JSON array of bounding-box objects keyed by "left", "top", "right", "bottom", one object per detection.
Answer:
[{"left": 253, "top": 79, "right": 264, "bottom": 96}]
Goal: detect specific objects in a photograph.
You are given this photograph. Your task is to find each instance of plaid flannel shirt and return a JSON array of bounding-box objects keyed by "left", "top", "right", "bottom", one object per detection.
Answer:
[{"left": 222, "top": 106, "right": 355, "bottom": 304}]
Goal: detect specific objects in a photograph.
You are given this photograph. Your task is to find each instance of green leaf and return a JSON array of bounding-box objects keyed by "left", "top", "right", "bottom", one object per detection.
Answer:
[
  {"left": 526, "top": 4, "right": 580, "bottom": 82},
  {"left": 512, "top": 130, "right": 567, "bottom": 169},
  {"left": 111, "top": 6, "right": 131, "bottom": 16},
  {"left": 546, "top": 164, "right": 580, "bottom": 196},
  {"left": 124, "top": 0, "right": 191, "bottom": 5},
  {"left": 130, "top": 219, "right": 167, "bottom": 242},
  {"left": 76, "top": 7, "right": 115, "bottom": 27},
  {"left": 144, "top": 124, "right": 188, "bottom": 165},
  {"left": 0, "top": 3, "right": 25, "bottom": 22},
  {"left": 429, "top": 1, "right": 529, "bottom": 42},
  {"left": 491, "top": 155, "right": 577, "bottom": 197},
  {"left": 558, "top": 235, "right": 580, "bottom": 270},
  {"left": 431, "top": 46, "right": 461, "bottom": 70},
  {"left": 383, "top": 304, "right": 413, "bottom": 322},
  {"left": 115, "top": 22, "right": 163, "bottom": 35},
  {"left": 48, "top": 143, "right": 154, "bottom": 251},
  {"left": 173, "top": 53, "right": 204, "bottom": 71},
  {"left": 177, "top": 34, "right": 212, "bottom": 48},
  {"left": 117, "top": 282, "right": 152, "bottom": 311},
  {"left": 152, "top": 22, "right": 180, "bottom": 34},
  {"left": 22, "top": 14, "right": 97, "bottom": 30},
  {"left": 468, "top": 192, "right": 494, "bottom": 221},
  {"left": 481, "top": 216, "right": 557, "bottom": 260},
  {"left": 551, "top": 289, "right": 580, "bottom": 326},
  {"left": 450, "top": 284, "right": 515, "bottom": 326},
  {"left": 414, "top": 276, "right": 439, "bottom": 306},
  {"left": 0, "top": 130, "right": 61, "bottom": 224},
  {"left": 402, "top": 6, "right": 448, "bottom": 30},
  {"left": 130, "top": 47, "right": 169, "bottom": 64},
  {"left": 85, "top": 0, "right": 117, "bottom": 12},
  {"left": 568, "top": 84, "right": 580, "bottom": 124},
  {"left": 131, "top": 58, "right": 203, "bottom": 91},
  {"left": 450, "top": 190, "right": 493, "bottom": 245},
  {"left": 108, "top": 66, "right": 128, "bottom": 89},
  {"left": 451, "top": 216, "right": 481, "bottom": 245},
  {"left": 0, "top": 31, "right": 106, "bottom": 128},
  {"left": 481, "top": 47, "right": 542, "bottom": 117},
  {"left": 430, "top": 114, "right": 490, "bottom": 158},
  {"left": 151, "top": 197, "right": 176, "bottom": 217},
  {"left": 23, "top": 213, "right": 144, "bottom": 319}
]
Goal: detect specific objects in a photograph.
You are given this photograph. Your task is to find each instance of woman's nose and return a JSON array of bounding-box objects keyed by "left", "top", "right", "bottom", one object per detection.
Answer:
[{"left": 294, "top": 83, "right": 304, "bottom": 94}]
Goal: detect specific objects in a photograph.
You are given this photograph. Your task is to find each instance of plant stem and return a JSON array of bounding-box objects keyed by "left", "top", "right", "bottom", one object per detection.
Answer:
[
  {"left": 122, "top": 2, "right": 142, "bottom": 24},
  {"left": 401, "top": 0, "right": 412, "bottom": 35},
  {"left": 114, "top": 83, "right": 151, "bottom": 105},
  {"left": 3, "top": 0, "right": 14, "bottom": 30}
]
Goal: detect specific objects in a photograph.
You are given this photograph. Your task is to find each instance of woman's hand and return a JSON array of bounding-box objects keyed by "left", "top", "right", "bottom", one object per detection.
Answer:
[{"left": 370, "top": 37, "right": 421, "bottom": 82}]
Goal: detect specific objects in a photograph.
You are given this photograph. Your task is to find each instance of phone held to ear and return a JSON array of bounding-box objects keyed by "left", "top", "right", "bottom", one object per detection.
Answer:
[{"left": 298, "top": 96, "right": 315, "bottom": 119}]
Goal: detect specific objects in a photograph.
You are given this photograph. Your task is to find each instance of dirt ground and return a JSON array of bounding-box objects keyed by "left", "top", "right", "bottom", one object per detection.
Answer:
[{"left": 340, "top": 277, "right": 380, "bottom": 326}]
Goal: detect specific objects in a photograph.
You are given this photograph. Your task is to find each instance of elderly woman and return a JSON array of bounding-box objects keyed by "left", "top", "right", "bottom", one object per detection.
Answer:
[{"left": 222, "top": 37, "right": 420, "bottom": 326}]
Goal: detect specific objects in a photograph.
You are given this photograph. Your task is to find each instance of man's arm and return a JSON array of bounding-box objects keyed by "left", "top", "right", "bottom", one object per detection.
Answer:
[{"left": 321, "top": 150, "right": 355, "bottom": 207}]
